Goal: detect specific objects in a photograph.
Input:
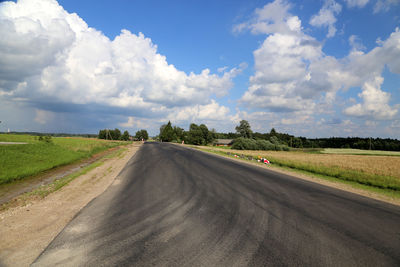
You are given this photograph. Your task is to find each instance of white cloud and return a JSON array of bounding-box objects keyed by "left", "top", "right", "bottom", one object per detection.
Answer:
[
  {"left": 374, "top": 0, "right": 400, "bottom": 13},
  {"left": 344, "top": 0, "right": 369, "bottom": 8},
  {"left": 238, "top": 0, "right": 337, "bottom": 113},
  {"left": 167, "top": 100, "right": 231, "bottom": 122},
  {"left": 0, "top": 0, "right": 241, "bottom": 127},
  {"left": 349, "top": 35, "right": 366, "bottom": 51},
  {"left": 228, "top": 110, "right": 277, "bottom": 133},
  {"left": 342, "top": 31, "right": 399, "bottom": 87},
  {"left": 280, "top": 114, "right": 311, "bottom": 125},
  {"left": 119, "top": 116, "right": 150, "bottom": 129},
  {"left": 233, "top": 0, "right": 301, "bottom": 35},
  {"left": 341, "top": 28, "right": 400, "bottom": 120},
  {"left": 344, "top": 76, "right": 397, "bottom": 120},
  {"left": 309, "top": 0, "right": 342, "bottom": 38},
  {"left": 237, "top": 0, "right": 399, "bottom": 126},
  {"left": 119, "top": 117, "right": 135, "bottom": 128}
]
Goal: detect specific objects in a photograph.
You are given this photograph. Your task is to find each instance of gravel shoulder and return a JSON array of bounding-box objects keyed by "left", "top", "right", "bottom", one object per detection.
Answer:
[{"left": 0, "top": 143, "right": 141, "bottom": 267}]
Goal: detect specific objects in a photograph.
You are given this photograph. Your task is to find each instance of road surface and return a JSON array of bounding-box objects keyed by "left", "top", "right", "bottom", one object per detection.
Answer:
[{"left": 33, "top": 142, "right": 400, "bottom": 266}]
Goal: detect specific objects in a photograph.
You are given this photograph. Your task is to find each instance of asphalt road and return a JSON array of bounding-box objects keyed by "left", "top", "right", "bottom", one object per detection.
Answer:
[{"left": 33, "top": 142, "right": 400, "bottom": 266}]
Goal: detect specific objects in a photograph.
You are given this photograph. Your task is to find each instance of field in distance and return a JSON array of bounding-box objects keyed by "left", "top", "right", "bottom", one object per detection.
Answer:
[
  {"left": 321, "top": 148, "right": 400, "bottom": 156},
  {"left": 201, "top": 146, "right": 400, "bottom": 194},
  {"left": 0, "top": 134, "right": 129, "bottom": 184}
]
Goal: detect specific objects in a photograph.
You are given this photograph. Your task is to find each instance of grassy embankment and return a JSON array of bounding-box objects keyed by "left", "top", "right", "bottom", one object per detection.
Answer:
[
  {"left": 197, "top": 146, "right": 400, "bottom": 196},
  {"left": 27, "top": 147, "right": 128, "bottom": 200},
  {"left": 0, "top": 134, "right": 130, "bottom": 184}
]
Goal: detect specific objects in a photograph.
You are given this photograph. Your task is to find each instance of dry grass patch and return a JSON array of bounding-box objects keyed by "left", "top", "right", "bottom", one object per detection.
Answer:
[
  {"left": 200, "top": 146, "right": 400, "bottom": 191},
  {"left": 322, "top": 148, "right": 400, "bottom": 156},
  {"left": 212, "top": 147, "right": 400, "bottom": 178}
]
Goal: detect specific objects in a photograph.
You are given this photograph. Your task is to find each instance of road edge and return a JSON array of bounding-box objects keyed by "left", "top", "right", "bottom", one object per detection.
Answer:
[
  {"left": 0, "top": 143, "right": 142, "bottom": 267},
  {"left": 176, "top": 144, "right": 400, "bottom": 207}
]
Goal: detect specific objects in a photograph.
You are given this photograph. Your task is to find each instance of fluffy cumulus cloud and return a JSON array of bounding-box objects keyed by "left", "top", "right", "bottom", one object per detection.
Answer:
[
  {"left": 0, "top": 0, "right": 242, "bottom": 132},
  {"left": 238, "top": 0, "right": 339, "bottom": 114},
  {"left": 235, "top": 0, "right": 399, "bottom": 130},
  {"left": 233, "top": 0, "right": 301, "bottom": 35},
  {"left": 309, "top": 0, "right": 342, "bottom": 38},
  {"left": 241, "top": 32, "right": 325, "bottom": 112},
  {"left": 341, "top": 29, "right": 400, "bottom": 120},
  {"left": 344, "top": 76, "right": 397, "bottom": 119}
]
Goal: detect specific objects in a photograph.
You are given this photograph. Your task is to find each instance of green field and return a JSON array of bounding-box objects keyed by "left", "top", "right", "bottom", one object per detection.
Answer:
[{"left": 0, "top": 134, "right": 130, "bottom": 184}]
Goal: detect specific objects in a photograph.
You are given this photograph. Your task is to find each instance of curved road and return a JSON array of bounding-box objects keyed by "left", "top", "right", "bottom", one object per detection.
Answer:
[{"left": 33, "top": 142, "right": 400, "bottom": 266}]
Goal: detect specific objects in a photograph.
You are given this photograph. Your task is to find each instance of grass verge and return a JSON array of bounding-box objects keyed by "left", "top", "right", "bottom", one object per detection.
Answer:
[
  {"left": 0, "top": 146, "right": 128, "bottom": 211},
  {"left": 0, "top": 134, "right": 130, "bottom": 184},
  {"left": 196, "top": 147, "right": 400, "bottom": 200}
]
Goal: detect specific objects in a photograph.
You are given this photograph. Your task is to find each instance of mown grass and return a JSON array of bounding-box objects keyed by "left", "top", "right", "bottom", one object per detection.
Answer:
[
  {"left": 0, "top": 134, "right": 130, "bottom": 184},
  {"left": 197, "top": 146, "right": 400, "bottom": 192}
]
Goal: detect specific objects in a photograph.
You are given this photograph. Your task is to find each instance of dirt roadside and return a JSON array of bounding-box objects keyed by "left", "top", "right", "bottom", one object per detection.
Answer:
[
  {"left": 0, "top": 146, "right": 122, "bottom": 206},
  {"left": 0, "top": 143, "right": 142, "bottom": 267}
]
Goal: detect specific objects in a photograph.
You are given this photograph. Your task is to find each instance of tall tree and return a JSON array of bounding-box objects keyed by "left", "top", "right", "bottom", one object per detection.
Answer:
[
  {"left": 121, "top": 130, "right": 130, "bottom": 141},
  {"left": 173, "top": 126, "right": 185, "bottom": 141},
  {"left": 160, "top": 121, "right": 174, "bottom": 142},
  {"left": 135, "top": 129, "right": 149, "bottom": 140},
  {"left": 98, "top": 129, "right": 106, "bottom": 139},
  {"left": 111, "top": 128, "right": 121, "bottom": 140},
  {"left": 235, "top": 120, "right": 253, "bottom": 139},
  {"left": 270, "top": 128, "right": 277, "bottom": 137},
  {"left": 200, "top": 124, "right": 214, "bottom": 144},
  {"left": 187, "top": 123, "right": 204, "bottom": 145}
]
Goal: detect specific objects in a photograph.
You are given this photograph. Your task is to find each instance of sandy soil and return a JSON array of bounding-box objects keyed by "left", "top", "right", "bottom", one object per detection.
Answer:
[{"left": 0, "top": 143, "right": 141, "bottom": 267}]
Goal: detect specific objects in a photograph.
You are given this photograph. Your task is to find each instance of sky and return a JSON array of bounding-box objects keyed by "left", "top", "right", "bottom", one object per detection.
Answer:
[{"left": 0, "top": 0, "right": 400, "bottom": 138}]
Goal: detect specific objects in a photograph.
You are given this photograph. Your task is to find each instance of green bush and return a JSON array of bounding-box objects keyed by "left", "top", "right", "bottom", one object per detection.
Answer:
[
  {"left": 256, "top": 139, "right": 275, "bottom": 150},
  {"left": 232, "top": 137, "right": 290, "bottom": 151},
  {"left": 232, "top": 137, "right": 256, "bottom": 150}
]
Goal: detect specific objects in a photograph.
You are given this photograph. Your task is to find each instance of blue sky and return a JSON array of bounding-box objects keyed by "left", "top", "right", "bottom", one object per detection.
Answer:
[{"left": 0, "top": 0, "right": 399, "bottom": 137}]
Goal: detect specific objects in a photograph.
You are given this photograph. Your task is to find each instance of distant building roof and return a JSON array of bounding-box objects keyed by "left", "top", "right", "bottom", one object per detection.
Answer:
[{"left": 214, "top": 139, "right": 234, "bottom": 145}]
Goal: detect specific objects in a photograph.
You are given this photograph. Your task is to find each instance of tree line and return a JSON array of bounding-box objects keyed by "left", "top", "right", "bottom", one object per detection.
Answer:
[
  {"left": 97, "top": 120, "right": 400, "bottom": 151},
  {"left": 222, "top": 120, "right": 400, "bottom": 151},
  {"left": 157, "top": 120, "right": 400, "bottom": 151},
  {"left": 98, "top": 128, "right": 149, "bottom": 141},
  {"left": 158, "top": 121, "right": 215, "bottom": 145}
]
